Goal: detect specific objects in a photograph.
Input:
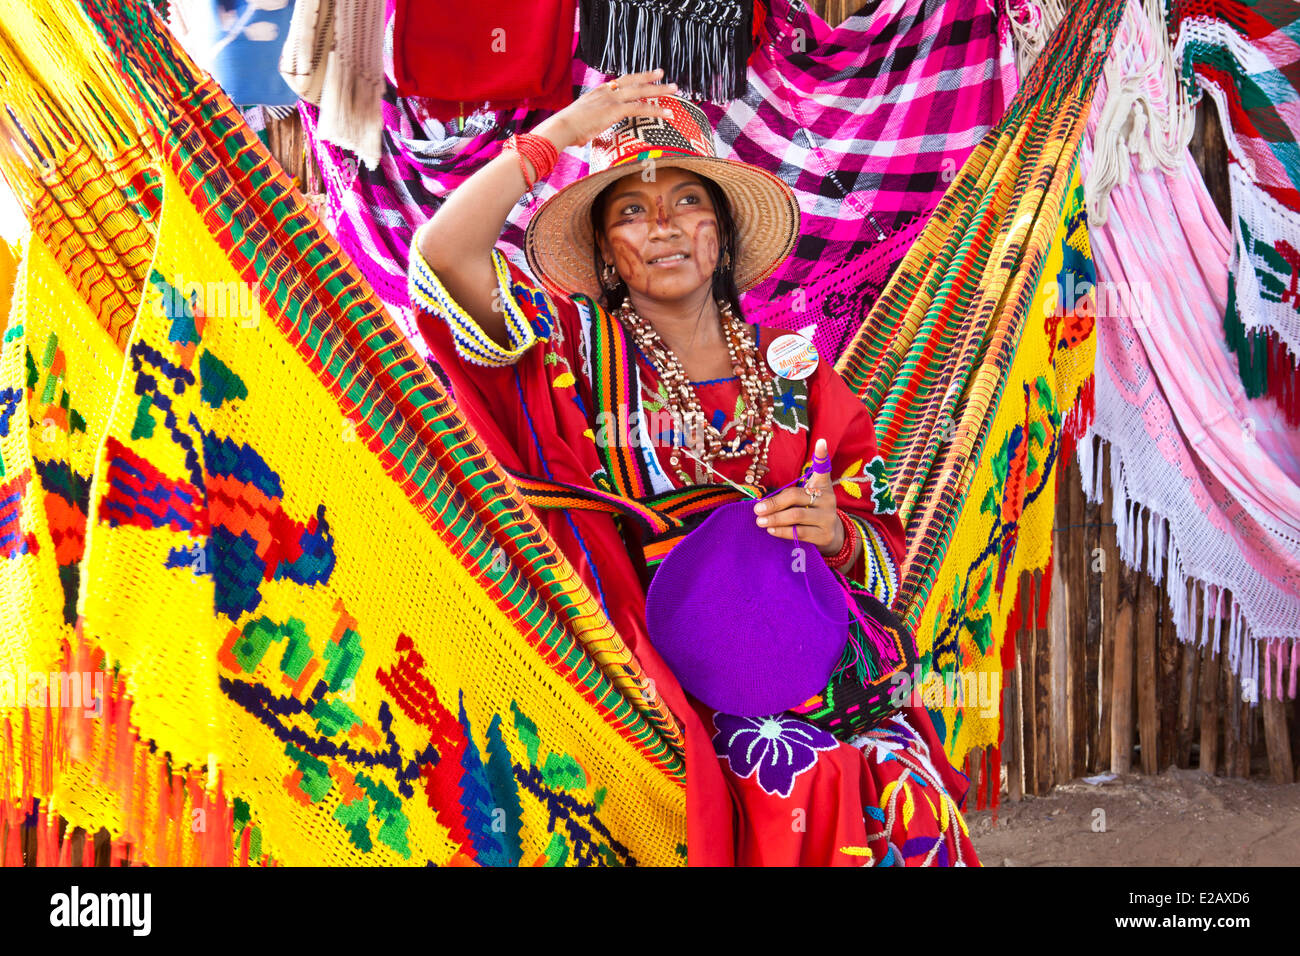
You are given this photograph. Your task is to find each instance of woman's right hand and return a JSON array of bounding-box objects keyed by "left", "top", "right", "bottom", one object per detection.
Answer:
[{"left": 543, "top": 68, "right": 680, "bottom": 150}]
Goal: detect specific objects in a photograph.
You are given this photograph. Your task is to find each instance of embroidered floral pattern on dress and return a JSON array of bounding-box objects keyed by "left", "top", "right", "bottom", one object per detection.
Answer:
[
  {"left": 711, "top": 712, "right": 839, "bottom": 798},
  {"left": 836, "top": 454, "right": 896, "bottom": 515},
  {"left": 845, "top": 712, "right": 972, "bottom": 866}
]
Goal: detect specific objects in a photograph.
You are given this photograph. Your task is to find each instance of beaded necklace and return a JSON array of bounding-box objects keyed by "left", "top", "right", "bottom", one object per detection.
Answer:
[{"left": 615, "top": 298, "right": 777, "bottom": 487}]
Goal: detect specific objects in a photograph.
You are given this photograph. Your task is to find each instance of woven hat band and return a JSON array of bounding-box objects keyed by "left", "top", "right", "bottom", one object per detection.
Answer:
[
  {"left": 603, "top": 146, "right": 706, "bottom": 173},
  {"left": 588, "top": 97, "right": 719, "bottom": 172}
]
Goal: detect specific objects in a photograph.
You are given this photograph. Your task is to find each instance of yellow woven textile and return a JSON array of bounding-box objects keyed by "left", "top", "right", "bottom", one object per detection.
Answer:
[
  {"left": 0, "top": 0, "right": 1114, "bottom": 861},
  {"left": 909, "top": 169, "right": 1096, "bottom": 756},
  {"left": 0, "top": 0, "right": 688, "bottom": 866},
  {"left": 835, "top": 0, "right": 1121, "bottom": 762},
  {"left": 0, "top": 239, "right": 16, "bottom": 336},
  {"left": 89, "top": 165, "right": 688, "bottom": 865},
  {"left": 2, "top": 163, "right": 688, "bottom": 868},
  {"left": 0, "top": 240, "right": 67, "bottom": 686},
  {"left": 0, "top": 0, "right": 160, "bottom": 352},
  {"left": 0, "top": 232, "right": 135, "bottom": 858}
]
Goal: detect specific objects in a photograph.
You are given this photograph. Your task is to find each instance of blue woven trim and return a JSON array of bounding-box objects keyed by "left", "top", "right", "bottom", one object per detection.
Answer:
[
  {"left": 490, "top": 248, "right": 538, "bottom": 351},
  {"left": 407, "top": 235, "right": 538, "bottom": 368}
]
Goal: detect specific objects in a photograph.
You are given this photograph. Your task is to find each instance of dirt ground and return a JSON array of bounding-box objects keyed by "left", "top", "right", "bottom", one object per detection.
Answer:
[{"left": 964, "top": 768, "right": 1300, "bottom": 866}]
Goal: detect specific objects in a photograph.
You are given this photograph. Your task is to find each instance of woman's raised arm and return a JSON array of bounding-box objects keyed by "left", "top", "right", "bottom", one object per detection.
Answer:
[{"left": 415, "top": 69, "right": 679, "bottom": 348}]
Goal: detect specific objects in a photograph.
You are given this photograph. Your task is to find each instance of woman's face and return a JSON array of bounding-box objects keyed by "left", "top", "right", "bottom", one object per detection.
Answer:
[{"left": 596, "top": 166, "right": 721, "bottom": 302}]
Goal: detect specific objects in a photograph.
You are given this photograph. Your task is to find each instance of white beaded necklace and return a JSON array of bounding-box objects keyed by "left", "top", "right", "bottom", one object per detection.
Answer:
[{"left": 615, "top": 298, "right": 777, "bottom": 487}]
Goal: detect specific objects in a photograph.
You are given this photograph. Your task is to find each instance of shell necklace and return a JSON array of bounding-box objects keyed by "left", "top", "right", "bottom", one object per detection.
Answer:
[{"left": 615, "top": 298, "right": 776, "bottom": 487}]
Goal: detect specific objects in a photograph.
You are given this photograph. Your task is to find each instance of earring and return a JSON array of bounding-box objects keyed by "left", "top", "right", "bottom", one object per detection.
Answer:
[
  {"left": 601, "top": 263, "right": 619, "bottom": 289},
  {"left": 721, "top": 249, "right": 731, "bottom": 269}
]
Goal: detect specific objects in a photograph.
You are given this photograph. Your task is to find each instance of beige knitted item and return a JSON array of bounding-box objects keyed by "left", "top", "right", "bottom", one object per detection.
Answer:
[
  {"left": 279, "top": 0, "right": 334, "bottom": 104},
  {"left": 280, "top": 0, "right": 383, "bottom": 170}
]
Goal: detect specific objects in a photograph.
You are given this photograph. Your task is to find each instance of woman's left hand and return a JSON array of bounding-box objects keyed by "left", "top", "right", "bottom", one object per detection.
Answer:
[{"left": 753, "top": 437, "right": 843, "bottom": 556}]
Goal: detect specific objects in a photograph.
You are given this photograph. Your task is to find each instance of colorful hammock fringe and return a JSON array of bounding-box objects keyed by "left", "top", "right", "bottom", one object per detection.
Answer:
[
  {"left": 835, "top": 0, "right": 1123, "bottom": 760},
  {"left": 1, "top": 0, "right": 691, "bottom": 866},
  {"left": 1169, "top": 0, "right": 1300, "bottom": 423}
]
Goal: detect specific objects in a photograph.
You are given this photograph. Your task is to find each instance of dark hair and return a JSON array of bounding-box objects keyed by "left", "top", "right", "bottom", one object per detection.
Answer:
[{"left": 589, "top": 170, "right": 745, "bottom": 320}]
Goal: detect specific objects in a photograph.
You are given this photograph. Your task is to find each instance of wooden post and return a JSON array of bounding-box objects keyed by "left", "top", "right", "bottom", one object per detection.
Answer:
[
  {"left": 966, "top": 747, "right": 983, "bottom": 809},
  {"left": 1200, "top": 642, "right": 1220, "bottom": 774},
  {"left": 1223, "top": 645, "right": 1241, "bottom": 777},
  {"left": 1136, "top": 571, "right": 1160, "bottom": 775},
  {"left": 1006, "top": 641, "right": 1024, "bottom": 801},
  {"left": 1242, "top": 702, "right": 1256, "bottom": 777},
  {"left": 1175, "top": 600, "right": 1200, "bottom": 768},
  {"left": 264, "top": 112, "right": 320, "bottom": 192},
  {"left": 1238, "top": 695, "right": 1255, "bottom": 779},
  {"left": 1084, "top": 470, "right": 1103, "bottom": 773},
  {"left": 1111, "top": 552, "right": 1136, "bottom": 773},
  {"left": 1019, "top": 570, "right": 1039, "bottom": 796},
  {"left": 1035, "top": 569, "right": 1054, "bottom": 793},
  {"left": 1192, "top": 92, "right": 1233, "bottom": 229},
  {"left": 1068, "top": 459, "right": 1089, "bottom": 778},
  {"left": 808, "top": 0, "right": 858, "bottom": 28},
  {"left": 23, "top": 813, "right": 36, "bottom": 866},
  {"left": 1263, "top": 693, "right": 1295, "bottom": 785},
  {"left": 1099, "top": 444, "right": 1119, "bottom": 770},
  {"left": 1050, "top": 545, "right": 1071, "bottom": 784},
  {"left": 1292, "top": 691, "right": 1300, "bottom": 777},
  {"left": 1158, "top": 579, "right": 1181, "bottom": 770}
]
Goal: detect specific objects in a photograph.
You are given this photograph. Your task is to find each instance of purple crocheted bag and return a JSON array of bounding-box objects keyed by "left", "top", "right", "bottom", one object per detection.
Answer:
[{"left": 644, "top": 496, "right": 851, "bottom": 716}]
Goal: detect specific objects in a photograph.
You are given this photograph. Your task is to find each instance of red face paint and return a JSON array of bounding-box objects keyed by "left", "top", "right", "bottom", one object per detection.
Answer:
[{"left": 599, "top": 167, "right": 723, "bottom": 302}]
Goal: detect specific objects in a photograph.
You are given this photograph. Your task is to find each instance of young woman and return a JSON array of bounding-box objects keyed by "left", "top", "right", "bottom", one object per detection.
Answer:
[{"left": 409, "top": 69, "right": 979, "bottom": 866}]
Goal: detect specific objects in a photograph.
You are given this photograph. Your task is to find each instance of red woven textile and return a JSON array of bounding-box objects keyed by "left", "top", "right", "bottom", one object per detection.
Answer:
[{"left": 393, "top": 0, "right": 578, "bottom": 116}]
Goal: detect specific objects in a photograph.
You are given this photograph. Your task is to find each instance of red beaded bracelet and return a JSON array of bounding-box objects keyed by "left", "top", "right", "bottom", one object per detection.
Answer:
[
  {"left": 503, "top": 133, "right": 558, "bottom": 208},
  {"left": 824, "top": 509, "right": 858, "bottom": 570}
]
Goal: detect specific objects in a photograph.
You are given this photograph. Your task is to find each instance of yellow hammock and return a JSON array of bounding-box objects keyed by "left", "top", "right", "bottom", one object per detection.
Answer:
[{"left": 834, "top": 0, "right": 1116, "bottom": 760}]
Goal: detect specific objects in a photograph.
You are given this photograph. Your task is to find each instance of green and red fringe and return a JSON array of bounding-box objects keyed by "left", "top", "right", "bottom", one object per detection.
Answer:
[{"left": 1223, "top": 276, "right": 1300, "bottom": 425}]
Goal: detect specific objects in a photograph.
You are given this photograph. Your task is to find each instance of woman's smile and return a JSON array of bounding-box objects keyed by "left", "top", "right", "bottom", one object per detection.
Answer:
[{"left": 648, "top": 252, "right": 690, "bottom": 267}]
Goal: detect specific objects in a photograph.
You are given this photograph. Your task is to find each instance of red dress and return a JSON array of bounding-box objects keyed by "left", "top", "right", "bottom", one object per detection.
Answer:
[{"left": 410, "top": 243, "right": 980, "bottom": 866}]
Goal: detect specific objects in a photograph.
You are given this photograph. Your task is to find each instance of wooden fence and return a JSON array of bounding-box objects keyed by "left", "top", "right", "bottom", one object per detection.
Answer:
[{"left": 980, "top": 441, "right": 1299, "bottom": 810}]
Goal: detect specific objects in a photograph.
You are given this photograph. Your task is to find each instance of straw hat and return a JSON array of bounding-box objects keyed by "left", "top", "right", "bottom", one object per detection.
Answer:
[{"left": 523, "top": 95, "right": 801, "bottom": 302}]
